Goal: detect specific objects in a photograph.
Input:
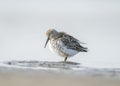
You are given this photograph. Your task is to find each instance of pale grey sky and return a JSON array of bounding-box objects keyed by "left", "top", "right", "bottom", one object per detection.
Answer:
[{"left": 0, "top": 0, "right": 120, "bottom": 68}]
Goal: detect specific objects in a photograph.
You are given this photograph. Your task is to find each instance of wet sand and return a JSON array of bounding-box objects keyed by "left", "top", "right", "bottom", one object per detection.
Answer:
[
  {"left": 0, "top": 71, "right": 120, "bottom": 86},
  {"left": 0, "top": 61, "right": 120, "bottom": 86}
]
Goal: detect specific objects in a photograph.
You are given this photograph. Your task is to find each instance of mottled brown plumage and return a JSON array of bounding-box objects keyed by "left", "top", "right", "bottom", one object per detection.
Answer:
[{"left": 44, "top": 29, "right": 88, "bottom": 62}]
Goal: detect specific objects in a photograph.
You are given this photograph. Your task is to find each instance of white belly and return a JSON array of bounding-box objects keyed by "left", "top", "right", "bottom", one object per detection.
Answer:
[{"left": 48, "top": 41, "right": 79, "bottom": 58}]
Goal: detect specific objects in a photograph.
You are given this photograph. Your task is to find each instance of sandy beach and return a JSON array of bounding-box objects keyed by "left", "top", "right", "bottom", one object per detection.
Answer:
[
  {"left": 0, "top": 61, "right": 120, "bottom": 86},
  {"left": 0, "top": 71, "right": 120, "bottom": 86}
]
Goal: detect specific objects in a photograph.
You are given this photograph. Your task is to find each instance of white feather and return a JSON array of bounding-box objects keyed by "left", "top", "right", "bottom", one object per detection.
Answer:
[
  {"left": 59, "top": 41, "right": 78, "bottom": 57},
  {"left": 48, "top": 40, "right": 79, "bottom": 58}
]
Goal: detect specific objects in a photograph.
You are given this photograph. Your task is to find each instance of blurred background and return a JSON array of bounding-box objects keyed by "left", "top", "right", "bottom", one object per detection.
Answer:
[{"left": 0, "top": 0, "right": 120, "bottom": 68}]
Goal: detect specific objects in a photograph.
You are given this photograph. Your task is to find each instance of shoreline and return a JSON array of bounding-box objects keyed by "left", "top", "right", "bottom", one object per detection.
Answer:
[
  {"left": 0, "top": 68, "right": 120, "bottom": 86},
  {"left": 0, "top": 60, "right": 120, "bottom": 86}
]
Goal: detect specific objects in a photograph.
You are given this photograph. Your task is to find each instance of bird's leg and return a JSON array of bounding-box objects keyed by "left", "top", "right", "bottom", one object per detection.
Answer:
[{"left": 64, "top": 57, "right": 68, "bottom": 62}]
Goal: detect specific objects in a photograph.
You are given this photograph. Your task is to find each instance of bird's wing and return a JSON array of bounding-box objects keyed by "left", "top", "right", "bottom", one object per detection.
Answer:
[{"left": 60, "top": 34, "right": 87, "bottom": 51}]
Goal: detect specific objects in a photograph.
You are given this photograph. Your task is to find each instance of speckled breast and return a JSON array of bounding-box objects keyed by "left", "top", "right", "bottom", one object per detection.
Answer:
[{"left": 48, "top": 39, "right": 78, "bottom": 58}]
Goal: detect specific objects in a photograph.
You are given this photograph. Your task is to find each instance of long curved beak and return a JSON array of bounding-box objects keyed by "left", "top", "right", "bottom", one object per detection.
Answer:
[{"left": 44, "top": 37, "right": 49, "bottom": 48}]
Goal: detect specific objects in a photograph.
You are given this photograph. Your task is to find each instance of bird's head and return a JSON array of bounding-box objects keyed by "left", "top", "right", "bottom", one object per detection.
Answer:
[{"left": 44, "top": 29, "right": 58, "bottom": 48}]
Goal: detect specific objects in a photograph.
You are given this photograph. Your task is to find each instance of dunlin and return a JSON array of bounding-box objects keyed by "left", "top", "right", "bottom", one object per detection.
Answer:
[{"left": 44, "top": 29, "right": 88, "bottom": 62}]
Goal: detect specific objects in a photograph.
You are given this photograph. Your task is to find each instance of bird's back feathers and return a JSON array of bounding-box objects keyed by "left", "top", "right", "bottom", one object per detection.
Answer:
[{"left": 58, "top": 33, "right": 88, "bottom": 52}]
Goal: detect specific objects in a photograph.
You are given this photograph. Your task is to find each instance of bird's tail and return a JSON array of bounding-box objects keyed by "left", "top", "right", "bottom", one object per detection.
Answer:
[{"left": 81, "top": 47, "right": 88, "bottom": 52}]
